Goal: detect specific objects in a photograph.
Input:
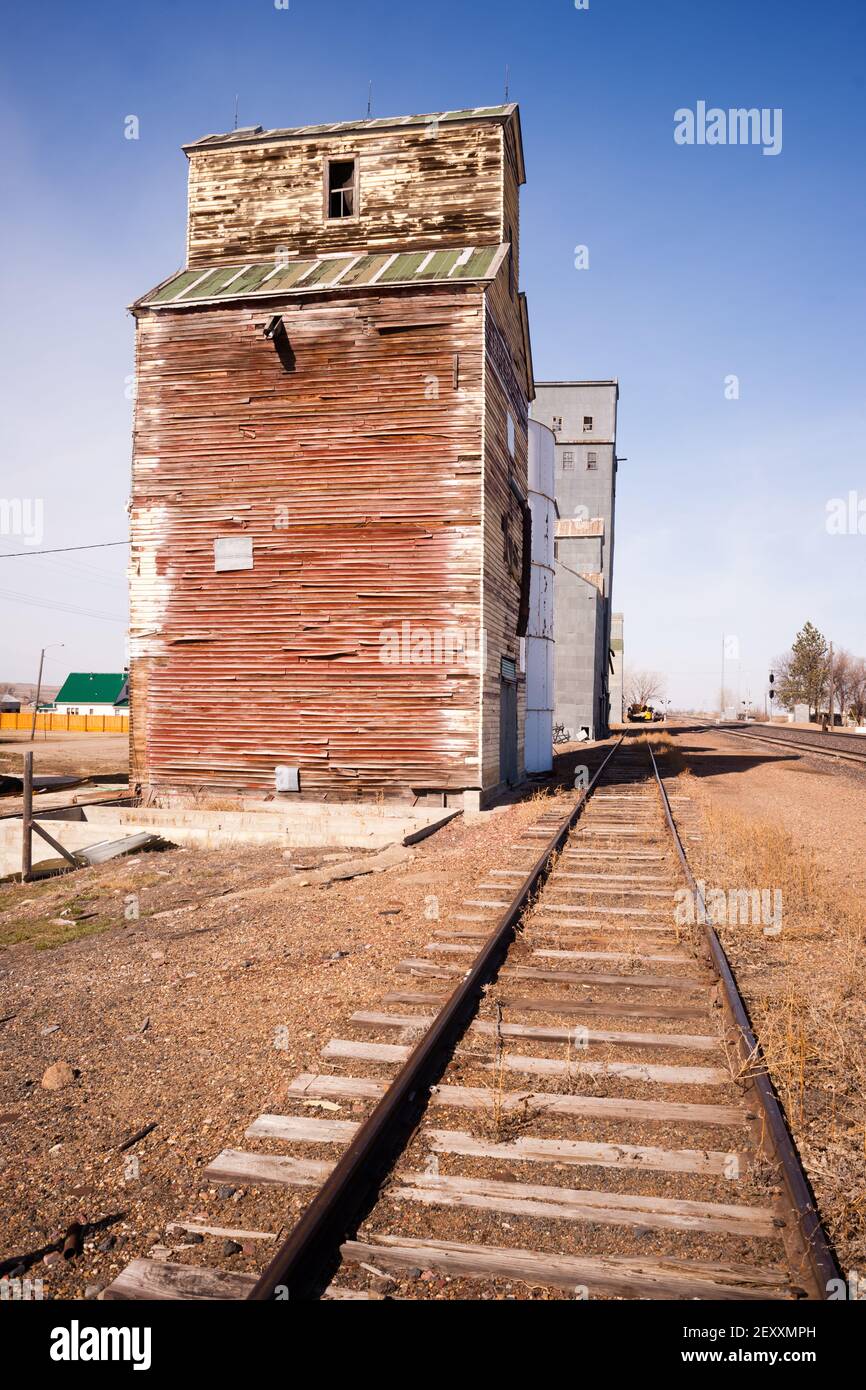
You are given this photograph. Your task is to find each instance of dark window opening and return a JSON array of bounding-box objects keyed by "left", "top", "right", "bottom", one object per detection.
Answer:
[
  {"left": 552, "top": 416, "right": 562, "bottom": 433},
  {"left": 587, "top": 451, "right": 598, "bottom": 470},
  {"left": 583, "top": 415, "right": 593, "bottom": 431},
  {"left": 327, "top": 159, "right": 356, "bottom": 218}
]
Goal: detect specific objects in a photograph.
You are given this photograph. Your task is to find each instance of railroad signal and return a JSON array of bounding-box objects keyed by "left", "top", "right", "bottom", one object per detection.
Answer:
[{"left": 769, "top": 672, "right": 775, "bottom": 701}]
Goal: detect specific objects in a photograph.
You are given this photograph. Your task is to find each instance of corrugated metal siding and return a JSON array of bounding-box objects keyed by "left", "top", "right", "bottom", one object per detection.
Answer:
[
  {"left": 129, "top": 288, "right": 486, "bottom": 800},
  {"left": 185, "top": 106, "right": 517, "bottom": 150},
  {"left": 139, "top": 246, "right": 506, "bottom": 309}
]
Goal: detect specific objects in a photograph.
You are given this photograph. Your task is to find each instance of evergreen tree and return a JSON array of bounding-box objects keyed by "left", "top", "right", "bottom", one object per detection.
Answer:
[{"left": 785, "top": 622, "right": 829, "bottom": 720}]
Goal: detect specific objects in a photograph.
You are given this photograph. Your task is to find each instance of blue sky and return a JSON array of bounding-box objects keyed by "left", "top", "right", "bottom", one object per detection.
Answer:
[{"left": 1, "top": 0, "right": 864, "bottom": 707}]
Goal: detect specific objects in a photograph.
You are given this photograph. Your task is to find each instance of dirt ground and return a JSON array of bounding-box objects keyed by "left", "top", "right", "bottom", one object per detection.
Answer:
[
  {"left": 1, "top": 727, "right": 863, "bottom": 1298},
  {"left": 663, "top": 722, "right": 866, "bottom": 1277},
  {"left": 0, "top": 731, "right": 128, "bottom": 780},
  {"left": 0, "top": 769, "right": 582, "bottom": 1298},
  {"left": 671, "top": 723, "right": 866, "bottom": 903}
]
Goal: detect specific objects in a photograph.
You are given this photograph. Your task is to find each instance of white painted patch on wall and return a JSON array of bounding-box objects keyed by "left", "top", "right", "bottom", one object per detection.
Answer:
[{"left": 214, "top": 536, "right": 254, "bottom": 572}]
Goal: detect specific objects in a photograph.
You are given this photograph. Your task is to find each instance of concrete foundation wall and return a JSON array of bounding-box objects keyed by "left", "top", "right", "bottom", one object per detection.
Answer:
[{"left": 0, "top": 801, "right": 456, "bottom": 878}]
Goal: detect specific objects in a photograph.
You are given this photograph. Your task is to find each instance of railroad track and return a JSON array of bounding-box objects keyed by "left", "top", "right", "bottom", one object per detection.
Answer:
[
  {"left": 103, "top": 736, "right": 839, "bottom": 1302},
  {"left": 715, "top": 722, "right": 866, "bottom": 767}
]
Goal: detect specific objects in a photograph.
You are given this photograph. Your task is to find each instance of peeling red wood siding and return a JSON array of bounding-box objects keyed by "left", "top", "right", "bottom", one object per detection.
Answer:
[
  {"left": 130, "top": 106, "right": 531, "bottom": 803},
  {"left": 130, "top": 288, "right": 488, "bottom": 799}
]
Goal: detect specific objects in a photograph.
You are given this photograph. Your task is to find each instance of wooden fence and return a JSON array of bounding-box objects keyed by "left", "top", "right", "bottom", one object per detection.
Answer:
[{"left": 0, "top": 712, "right": 129, "bottom": 733}]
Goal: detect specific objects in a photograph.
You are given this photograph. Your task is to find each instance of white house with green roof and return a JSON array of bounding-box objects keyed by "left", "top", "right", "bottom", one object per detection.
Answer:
[{"left": 53, "top": 672, "right": 129, "bottom": 717}]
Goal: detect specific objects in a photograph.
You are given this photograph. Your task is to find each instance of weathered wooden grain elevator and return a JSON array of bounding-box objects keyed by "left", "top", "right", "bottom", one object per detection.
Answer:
[{"left": 129, "top": 105, "right": 534, "bottom": 806}]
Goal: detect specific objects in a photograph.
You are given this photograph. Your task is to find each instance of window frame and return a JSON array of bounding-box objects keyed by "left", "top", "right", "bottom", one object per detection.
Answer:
[
  {"left": 323, "top": 154, "right": 360, "bottom": 222},
  {"left": 583, "top": 415, "right": 593, "bottom": 432}
]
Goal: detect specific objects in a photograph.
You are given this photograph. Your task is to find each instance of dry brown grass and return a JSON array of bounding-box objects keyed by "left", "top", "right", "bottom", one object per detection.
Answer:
[
  {"left": 680, "top": 785, "right": 866, "bottom": 1269},
  {"left": 637, "top": 731, "right": 688, "bottom": 776},
  {"left": 469, "top": 995, "right": 539, "bottom": 1143}
]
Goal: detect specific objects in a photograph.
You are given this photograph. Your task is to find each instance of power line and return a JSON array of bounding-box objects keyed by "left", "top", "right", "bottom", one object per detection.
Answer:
[
  {"left": 0, "top": 541, "right": 129, "bottom": 558},
  {"left": 0, "top": 587, "right": 125, "bottom": 623},
  {"left": 20, "top": 554, "right": 126, "bottom": 589}
]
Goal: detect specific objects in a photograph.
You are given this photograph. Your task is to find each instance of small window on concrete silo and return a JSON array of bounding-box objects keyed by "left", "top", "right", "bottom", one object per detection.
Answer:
[
  {"left": 326, "top": 158, "right": 357, "bottom": 218},
  {"left": 562, "top": 451, "right": 574, "bottom": 471},
  {"left": 583, "top": 415, "right": 593, "bottom": 431},
  {"left": 214, "top": 536, "right": 253, "bottom": 572},
  {"left": 587, "top": 452, "right": 598, "bottom": 471}
]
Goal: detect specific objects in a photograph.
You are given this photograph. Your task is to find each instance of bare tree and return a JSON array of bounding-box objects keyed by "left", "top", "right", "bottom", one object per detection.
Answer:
[
  {"left": 772, "top": 653, "right": 795, "bottom": 711},
  {"left": 624, "top": 669, "right": 666, "bottom": 708},
  {"left": 848, "top": 657, "right": 866, "bottom": 725},
  {"left": 830, "top": 648, "right": 857, "bottom": 723}
]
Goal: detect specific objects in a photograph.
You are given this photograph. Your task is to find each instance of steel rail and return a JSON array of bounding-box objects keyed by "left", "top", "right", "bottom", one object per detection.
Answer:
[
  {"left": 714, "top": 722, "right": 866, "bottom": 767},
  {"left": 248, "top": 736, "right": 626, "bottom": 1300},
  {"left": 646, "top": 740, "right": 842, "bottom": 1301}
]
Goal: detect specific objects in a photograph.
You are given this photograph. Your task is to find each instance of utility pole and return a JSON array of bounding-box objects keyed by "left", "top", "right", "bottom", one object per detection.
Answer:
[
  {"left": 828, "top": 641, "right": 834, "bottom": 729},
  {"left": 720, "top": 634, "right": 725, "bottom": 721},
  {"left": 30, "top": 643, "right": 63, "bottom": 741},
  {"left": 22, "top": 750, "right": 32, "bottom": 880},
  {"left": 30, "top": 649, "right": 46, "bottom": 741}
]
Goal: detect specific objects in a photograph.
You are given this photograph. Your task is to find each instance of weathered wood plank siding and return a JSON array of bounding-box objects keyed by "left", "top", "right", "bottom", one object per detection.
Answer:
[
  {"left": 501, "top": 117, "right": 522, "bottom": 293},
  {"left": 480, "top": 262, "right": 532, "bottom": 790},
  {"left": 130, "top": 106, "right": 531, "bottom": 802},
  {"left": 129, "top": 288, "right": 486, "bottom": 799},
  {"left": 187, "top": 124, "right": 506, "bottom": 266}
]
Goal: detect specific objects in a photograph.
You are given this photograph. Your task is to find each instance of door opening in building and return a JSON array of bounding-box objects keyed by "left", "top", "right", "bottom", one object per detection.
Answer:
[{"left": 499, "top": 658, "right": 518, "bottom": 786}]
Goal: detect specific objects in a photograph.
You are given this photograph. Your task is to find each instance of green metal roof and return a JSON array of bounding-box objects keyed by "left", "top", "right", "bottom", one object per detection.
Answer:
[
  {"left": 184, "top": 105, "right": 518, "bottom": 151},
  {"left": 136, "top": 244, "right": 509, "bottom": 310},
  {"left": 55, "top": 672, "right": 128, "bottom": 706}
]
